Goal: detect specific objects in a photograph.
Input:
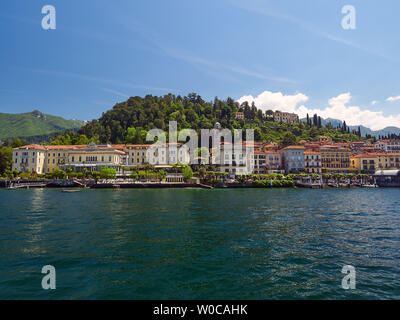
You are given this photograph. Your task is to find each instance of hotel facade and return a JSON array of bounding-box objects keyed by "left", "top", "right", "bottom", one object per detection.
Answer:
[{"left": 12, "top": 142, "right": 190, "bottom": 175}]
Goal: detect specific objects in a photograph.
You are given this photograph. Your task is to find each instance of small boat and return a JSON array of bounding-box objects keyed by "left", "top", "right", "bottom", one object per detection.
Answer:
[
  {"left": 112, "top": 185, "right": 121, "bottom": 190},
  {"left": 61, "top": 189, "right": 81, "bottom": 193}
]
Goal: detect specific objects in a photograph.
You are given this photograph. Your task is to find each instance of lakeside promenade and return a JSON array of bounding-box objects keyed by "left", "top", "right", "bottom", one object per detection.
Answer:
[{"left": 0, "top": 175, "right": 386, "bottom": 189}]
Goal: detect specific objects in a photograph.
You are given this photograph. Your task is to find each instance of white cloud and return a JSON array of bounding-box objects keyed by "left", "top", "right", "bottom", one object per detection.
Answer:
[
  {"left": 238, "top": 91, "right": 400, "bottom": 131},
  {"left": 371, "top": 100, "right": 377, "bottom": 105},
  {"left": 386, "top": 96, "right": 400, "bottom": 102},
  {"left": 237, "top": 91, "right": 309, "bottom": 113}
]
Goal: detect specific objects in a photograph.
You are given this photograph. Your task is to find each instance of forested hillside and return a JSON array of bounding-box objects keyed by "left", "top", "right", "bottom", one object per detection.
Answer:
[
  {"left": 0, "top": 110, "right": 84, "bottom": 141},
  {"left": 55, "top": 93, "right": 361, "bottom": 145}
]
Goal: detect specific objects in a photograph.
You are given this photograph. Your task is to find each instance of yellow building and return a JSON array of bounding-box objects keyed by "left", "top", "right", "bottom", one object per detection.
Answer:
[
  {"left": 376, "top": 153, "right": 400, "bottom": 170},
  {"left": 125, "top": 144, "right": 151, "bottom": 166},
  {"left": 12, "top": 142, "right": 192, "bottom": 175},
  {"left": 351, "top": 154, "right": 379, "bottom": 173},
  {"left": 320, "top": 145, "right": 352, "bottom": 173},
  {"left": 45, "top": 145, "right": 86, "bottom": 173},
  {"left": 12, "top": 144, "right": 47, "bottom": 174},
  {"left": 62, "top": 143, "right": 125, "bottom": 173}
]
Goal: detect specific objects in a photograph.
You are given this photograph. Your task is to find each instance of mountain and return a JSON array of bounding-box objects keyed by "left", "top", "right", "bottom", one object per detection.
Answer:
[
  {"left": 0, "top": 110, "right": 85, "bottom": 141},
  {"left": 300, "top": 117, "right": 400, "bottom": 137}
]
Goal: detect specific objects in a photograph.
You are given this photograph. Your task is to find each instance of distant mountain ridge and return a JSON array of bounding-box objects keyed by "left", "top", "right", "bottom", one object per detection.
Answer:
[
  {"left": 300, "top": 117, "right": 400, "bottom": 138},
  {"left": 0, "top": 110, "right": 85, "bottom": 141}
]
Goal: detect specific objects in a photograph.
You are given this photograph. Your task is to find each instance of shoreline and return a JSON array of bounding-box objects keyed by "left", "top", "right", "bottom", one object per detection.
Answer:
[{"left": 0, "top": 179, "right": 386, "bottom": 189}]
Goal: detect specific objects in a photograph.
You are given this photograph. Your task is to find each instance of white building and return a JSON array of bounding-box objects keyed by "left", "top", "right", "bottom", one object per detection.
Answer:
[{"left": 374, "top": 140, "right": 400, "bottom": 153}]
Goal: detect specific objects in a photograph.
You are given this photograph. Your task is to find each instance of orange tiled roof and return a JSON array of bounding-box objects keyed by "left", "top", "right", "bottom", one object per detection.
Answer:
[
  {"left": 281, "top": 146, "right": 305, "bottom": 150},
  {"left": 13, "top": 144, "right": 47, "bottom": 151},
  {"left": 352, "top": 153, "right": 380, "bottom": 158}
]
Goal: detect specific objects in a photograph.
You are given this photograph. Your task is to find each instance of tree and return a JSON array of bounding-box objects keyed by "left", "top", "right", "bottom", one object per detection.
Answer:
[
  {"left": 45, "top": 93, "right": 362, "bottom": 145},
  {"left": 130, "top": 170, "right": 139, "bottom": 180},
  {"left": 313, "top": 114, "right": 318, "bottom": 126},
  {"left": 52, "top": 169, "right": 66, "bottom": 180},
  {"left": 100, "top": 167, "right": 117, "bottom": 179},
  {"left": 317, "top": 116, "right": 322, "bottom": 128},
  {"left": 0, "top": 146, "right": 12, "bottom": 176},
  {"left": 157, "top": 169, "right": 167, "bottom": 181},
  {"left": 282, "top": 132, "right": 297, "bottom": 147},
  {"left": 81, "top": 168, "right": 88, "bottom": 178},
  {"left": 182, "top": 165, "right": 193, "bottom": 181},
  {"left": 91, "top": 171, "right": 101, "bottom": 179},
  {"left": 199, "top": 167, "right": 206, "bottom": 179},
  {"left": 65, "top": 168, "right": 73, "bottom": 178},
  {"left": 126, "top": 127, "right": 137, "bottom": 144}
]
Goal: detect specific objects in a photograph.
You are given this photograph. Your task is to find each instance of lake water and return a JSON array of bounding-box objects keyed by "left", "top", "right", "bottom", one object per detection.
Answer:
[{"left": 0, "top": 188, "right": 399, "bottom": 299}]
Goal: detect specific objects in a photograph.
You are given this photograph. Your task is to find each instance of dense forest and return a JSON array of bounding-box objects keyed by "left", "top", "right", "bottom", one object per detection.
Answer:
[{"left": 49, "top": 93, "right": 362, "bottom": 146}]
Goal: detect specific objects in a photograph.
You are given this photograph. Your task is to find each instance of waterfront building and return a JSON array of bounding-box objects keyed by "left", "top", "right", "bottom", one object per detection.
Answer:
[
  {"left": 374, "top": 139, "right": 400, "bottom": 153},
  {"left": 12, "top": 144, "right": 47, "bottom": 174},
  {"left": 273, "top": 111, "right": 299, "bottom": 124},
  {"left": 280, "top": 146, "right": 305, "bottom": 173},
  {"left": 12, "top": 142, "right": 191, "bottom": 175},
  {"left": 376, "top": 153, "right": 400, "bottom": 170},
  {"left": 61, "top": 143, "right": 125, "bottom": 174},
  {"left": 125, "top": 144, "right": 152, "bottom": 166},
  {"left": 252, "top": 151, "right": 267, "bottom": 174},
  {"left": 212, "top": 142, "right": 254, "bottom": 175},
  {"left": 45, "top": 145, "right": 86, "bottom": 173},
  {"left": 304, "top": 151, "right": 322, "bottom": 174},
  {"left": 351, "top": 154, "right": 379, "bottom": 174},
  {"left": 320, "top": 145, "right": 352, "bottom": 173},
  {"left": 265, "top": 151, "right": 283, "bottom": 173}
]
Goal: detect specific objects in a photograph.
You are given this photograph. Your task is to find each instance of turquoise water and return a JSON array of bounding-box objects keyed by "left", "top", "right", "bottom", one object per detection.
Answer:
[{"left": 0, "top": 188, "right": 399, "bottom": 299}]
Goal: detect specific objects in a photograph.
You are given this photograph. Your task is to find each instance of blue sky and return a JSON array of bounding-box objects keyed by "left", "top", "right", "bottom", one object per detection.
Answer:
[{"left": 1, "top": 0, "right": 400, "bottom": 129}]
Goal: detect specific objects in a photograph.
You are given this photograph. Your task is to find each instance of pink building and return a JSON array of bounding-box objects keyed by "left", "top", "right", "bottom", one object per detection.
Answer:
[{"left": 265, "top": 151, "right": 282, "bottom": 173}]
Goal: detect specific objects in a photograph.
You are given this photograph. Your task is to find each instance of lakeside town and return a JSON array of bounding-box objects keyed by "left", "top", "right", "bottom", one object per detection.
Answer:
[{"left": 2, "top": 110, "right": 400, "bottom": 189}]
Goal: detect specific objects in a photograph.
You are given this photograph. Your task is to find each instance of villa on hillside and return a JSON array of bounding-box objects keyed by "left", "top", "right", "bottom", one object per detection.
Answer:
[{"left": 273, "top": 111, "right": 299, "bottom": 124}]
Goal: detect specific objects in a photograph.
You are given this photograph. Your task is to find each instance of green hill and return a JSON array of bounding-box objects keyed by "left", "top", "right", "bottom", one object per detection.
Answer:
[
  {"left": 76, "top": 93, "right": 362, "bottom": 144},
  {"left": 0, "top": 110, "right": 85, "bottom": 141}
]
